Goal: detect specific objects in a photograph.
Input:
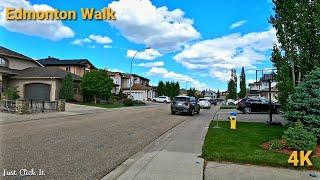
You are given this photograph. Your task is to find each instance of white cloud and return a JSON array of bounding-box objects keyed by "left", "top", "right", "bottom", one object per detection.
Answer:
[
  {"left": 72, "top": 34, "right": 113, "bottom": 47},
  {"left": 230, "top": 20, "right": 247, "bottom": 29},
  {"left": 108, "top": 0, "right": 200, "bottom": 52},
  {"left": 0, "top": 0, "right": 74, "bottom": 40},
  {"left": 127, "top": 49, "right": 162, "bottom": 60},
  {"left": 173, "top": 28, "right": 277, "bottom": 81},
  {"left": 107, "top": 68, "right": 124, "bottom": 73},
  {"left": 72, "top": 38, "right": 92, "bottom": 45},
  {"left": 88, "top": 34, "right": 113, "bottom": 44},
  {"left": 136, "top": 61, "right": 164, "bottom": 68},
  {"left": 147, "top": 67, "right": 207, "bottom": 90},
  {"left": 103, "top": 45, "right": 112, "bottom": 48}
]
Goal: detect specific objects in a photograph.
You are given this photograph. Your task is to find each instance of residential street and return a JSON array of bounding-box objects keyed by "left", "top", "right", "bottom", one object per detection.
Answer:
[{"left": 0, "top": 103, "right": 207, "bottom": 180}]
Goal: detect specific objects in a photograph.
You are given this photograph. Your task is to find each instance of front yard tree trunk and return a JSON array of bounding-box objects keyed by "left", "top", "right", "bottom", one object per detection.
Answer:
[{"left": 94, "top": 96, "right": 97, "bottom": 104}]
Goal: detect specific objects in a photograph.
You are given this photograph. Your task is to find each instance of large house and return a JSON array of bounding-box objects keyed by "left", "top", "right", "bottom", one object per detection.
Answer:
[
  {"left": 37, "top": 57, "right": 96, "bottom": 77},
  {"left": 0, "top": 46, "right": 81, "bottom": 101},
  {"left": 107, "top": 71, "right": 156, "bottom": 101},
  {"left": 248, "top": 74, "right": 278, "bottom": 102}
]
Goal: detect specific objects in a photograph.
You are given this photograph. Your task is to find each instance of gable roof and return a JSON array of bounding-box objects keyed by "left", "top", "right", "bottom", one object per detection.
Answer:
[
  {"left": 11, "top": 67, "right": 81, "bottom": 81},
  {"left": 37, "top": 57, "right": 96, "bottom": 69},
  {"left": 0, "top": 46, "right": 43, "bottom": 67}
]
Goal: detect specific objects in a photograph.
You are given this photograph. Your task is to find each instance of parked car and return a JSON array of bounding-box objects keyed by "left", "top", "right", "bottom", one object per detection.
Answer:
[
  {"left": 198, "top": 98, "right": 211, "bottom": 109},
  {"left": 237, "top": 97, "right": 281, "bottom": 114},
  {"left": 226, "top": 99, "right": 236, "bottom": 105},
  {"left": 153, "top": 96, "right": 171, "bottom": 103},
  {"left": 171, "top": 96, "right": 200, "bottom": 116}
]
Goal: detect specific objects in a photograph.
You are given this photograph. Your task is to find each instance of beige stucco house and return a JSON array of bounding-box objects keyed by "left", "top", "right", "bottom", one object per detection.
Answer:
[
  {"left": 0, "top": 46, "right": 81, "bottom": 101},
  {"left": 107, "top": 70, "right": 157, "bottom": 101},
  {"left": 37, "top": 57, "right": 96, "bottom": 77}
]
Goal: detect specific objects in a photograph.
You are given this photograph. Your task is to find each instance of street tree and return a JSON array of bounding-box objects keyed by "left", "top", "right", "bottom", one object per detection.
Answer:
[
  {"left": 81, "top": 69, "right": 113, "bottom": 104},
  {"left": 270, "top": 0, "right": 320, "bottom": 107}
]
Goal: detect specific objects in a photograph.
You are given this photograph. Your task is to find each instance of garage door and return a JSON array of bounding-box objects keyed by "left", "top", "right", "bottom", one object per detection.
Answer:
[
  {"left": 25, "top": 83, "right": 51, "bottom": 101},
  {"left": 132, "top": 92, "right": 144, "bottom": 101}
]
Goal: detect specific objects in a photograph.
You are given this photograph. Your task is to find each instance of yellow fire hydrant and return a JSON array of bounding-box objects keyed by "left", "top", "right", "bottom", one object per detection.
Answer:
[{"left": 229, "top": 112, "right": 237, "bottom": 130}]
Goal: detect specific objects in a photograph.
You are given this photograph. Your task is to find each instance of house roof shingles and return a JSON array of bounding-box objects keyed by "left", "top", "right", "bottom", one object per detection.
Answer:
[
  {"left": 0, "top": 46, "right": 43, "bottom": 67},
  {"left": 11, "top": 67, "right": 81, "bottom": 81},
  {"left": 37, "top": 57, "right": 96, "bottom": 69}
]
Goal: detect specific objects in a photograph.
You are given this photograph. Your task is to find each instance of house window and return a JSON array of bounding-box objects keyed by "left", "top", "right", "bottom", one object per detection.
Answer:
[
  {"left": 66, "top": 66, "right": 71, "bottom": 71},
  {"left": 0, "top": 57, "right": 7, "bottom": 67}
]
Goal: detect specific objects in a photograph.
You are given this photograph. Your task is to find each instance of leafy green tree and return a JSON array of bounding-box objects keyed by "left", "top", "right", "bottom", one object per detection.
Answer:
[
  {"left": 270, "top": 0, "right": 320, "bottom": 108},
  {"left": 59, "top": 73, "right": 74, "bottom": 102},
  {"left": 286, "top": 67, "right": 320, "bottom": 140},
  {"left": 157, "top": 81, "right": 165, "bottom": 96},
  {"left": 226, "top": 68, "right": 237, "bottom": 99},
  {"left": 217, "top": 90, "right": 220, "bottom": 98},
  {"left": 2, "top": 87, "right": 20, "bottom": 100},
  {"left": 187, "top": 88, "right": 196, "bottom": 97},
  {"left": 238, "top": 67, "right": 246, "bottom": 98},
  {"left": 81, "top": 69, "right": 113, "bottom": 104}
]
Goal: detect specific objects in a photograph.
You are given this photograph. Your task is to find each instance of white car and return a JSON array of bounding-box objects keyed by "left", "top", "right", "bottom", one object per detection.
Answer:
[
  {"left": 153, "top": 96, "right": 171, "bottom": 103},
  {"left": 198, "top": 98, "right": 211, "bottom": 109}
]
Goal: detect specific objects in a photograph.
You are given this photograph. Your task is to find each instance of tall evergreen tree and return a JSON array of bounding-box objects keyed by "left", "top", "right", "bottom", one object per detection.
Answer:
[
  {"left": 238, "top": 67, "right": 246, "bottom": 98},
  {"left": 227, "top": 68, "right": 237, "bottom": 99},
  {"left": 157, "top": 81, "right": 165, "bottom": 96},
  {"left": 59, "top": 73, "right": 74, "bottom": 102}
]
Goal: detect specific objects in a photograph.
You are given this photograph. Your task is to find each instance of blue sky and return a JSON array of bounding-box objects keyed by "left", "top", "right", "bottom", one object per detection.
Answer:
[{"left": 0, "top": 0, "right": 276, "bottom": 91}]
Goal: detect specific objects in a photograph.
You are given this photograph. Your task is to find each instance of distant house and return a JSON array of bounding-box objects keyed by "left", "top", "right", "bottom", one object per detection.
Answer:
[
  {"left": 0, "top": 46, "right": 82, "bottom": 101},
  {"left": 107, "top": 71, "right": 156, "bottom": 101},
  {"left": 201, "top": 90, "right": 217, "bottom": 99},
  {"left": 37, "top": 57, "right": 96, "bottom": 77},
  {"left": 248, "top": 74, "right": 278, "bottom": 102}
]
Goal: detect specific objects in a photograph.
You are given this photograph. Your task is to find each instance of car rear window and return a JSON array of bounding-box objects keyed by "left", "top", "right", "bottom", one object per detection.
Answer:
[{"left": 174, "top": 97, "right": 189, "bottom": 102}]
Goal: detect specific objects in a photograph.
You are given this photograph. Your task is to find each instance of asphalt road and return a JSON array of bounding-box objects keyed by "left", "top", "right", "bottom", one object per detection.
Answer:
[{"left": 0, "top": 104, "right": 211, "bottom": 180}]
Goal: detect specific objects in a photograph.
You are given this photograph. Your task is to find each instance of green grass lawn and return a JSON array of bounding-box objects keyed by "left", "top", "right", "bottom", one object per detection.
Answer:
[
  {"left": 81, "top": 103, "right": 125, "bottom": 108},
  {"left": 202, "top": 121, "right": 320, "bottom": 170}
]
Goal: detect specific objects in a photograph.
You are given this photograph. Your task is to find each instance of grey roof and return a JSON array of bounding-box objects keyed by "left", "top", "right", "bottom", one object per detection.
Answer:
[
  {"left": 11, "top": 67, "right": 81, "bottom": 81},
  {"left": 37, "top": 57, "right": 96, "bottom": 69},
  {"left": 0, "top": 46, "right": 33, "bottom": 60},
  {"left": 0, "top": 46, "right": 43, "bottom": 67}
]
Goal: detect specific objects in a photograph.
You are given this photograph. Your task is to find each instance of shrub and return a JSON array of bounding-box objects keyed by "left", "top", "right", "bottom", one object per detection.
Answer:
[
  {"left": 286, "top": 67, "right": 320, "bottom": 140},
  {"left": 283, "top": 120, "right": 317, "bottom": 151},
  {"left": 133, "top": 100, "right": 146, "bottom": 106},
  {"left": 268, "top": 139, "right": 285, "bottom": 151},
  {"left": 124, "top": 99, "right": 134, "bottom": 106},
  {"left": 2, "top": 87, "right": 20, "bottom": 100}
]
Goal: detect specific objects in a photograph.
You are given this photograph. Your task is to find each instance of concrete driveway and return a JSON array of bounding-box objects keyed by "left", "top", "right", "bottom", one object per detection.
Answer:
[{"left": 0, "top": 103, "right": 207, "bottom": 179}]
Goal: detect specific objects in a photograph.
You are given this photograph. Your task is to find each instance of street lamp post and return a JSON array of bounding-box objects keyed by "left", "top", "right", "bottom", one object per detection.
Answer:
[{"left": 129, "top": 47, "right": 151, "bottom": 99}]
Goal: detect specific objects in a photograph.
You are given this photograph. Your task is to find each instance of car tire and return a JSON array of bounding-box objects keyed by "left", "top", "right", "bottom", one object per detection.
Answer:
[
  {"left": 244, "top": 107, "right": 251, "bottom": 114},
  {"left": 171, "top": 111, "right": 175, "bottom": 115},
  {"left": 152, "top": 99, "right": 156, "bottom": 102},
  {"left": 189, "top": 109, "right": 195, "bottom": 116},
  {"left": 197, "top": 109, "right": 200, "bottom": 114},
  {"left": 276, "top": 107, "right": 282, "bottom": 114},
  {"left": 164, "top": 100, "right": 167, "bottom": 103}
]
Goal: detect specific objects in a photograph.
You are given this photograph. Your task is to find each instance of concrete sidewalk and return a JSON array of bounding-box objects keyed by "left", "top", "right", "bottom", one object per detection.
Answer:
[
  {"left": 205, "top": 161, "right": 319, "bottom": 180},
  {"left": 103, "top": 106, "right": 216, "bottom": 180}
]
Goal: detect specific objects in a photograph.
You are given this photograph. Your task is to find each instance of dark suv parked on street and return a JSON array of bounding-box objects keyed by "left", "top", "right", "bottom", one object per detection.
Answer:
[
  {"left": 237, "top": 97, "right": 281, "bottom": 114},
  {"left": 171, "top": 96, "right": 200, "bottom": 116}
]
